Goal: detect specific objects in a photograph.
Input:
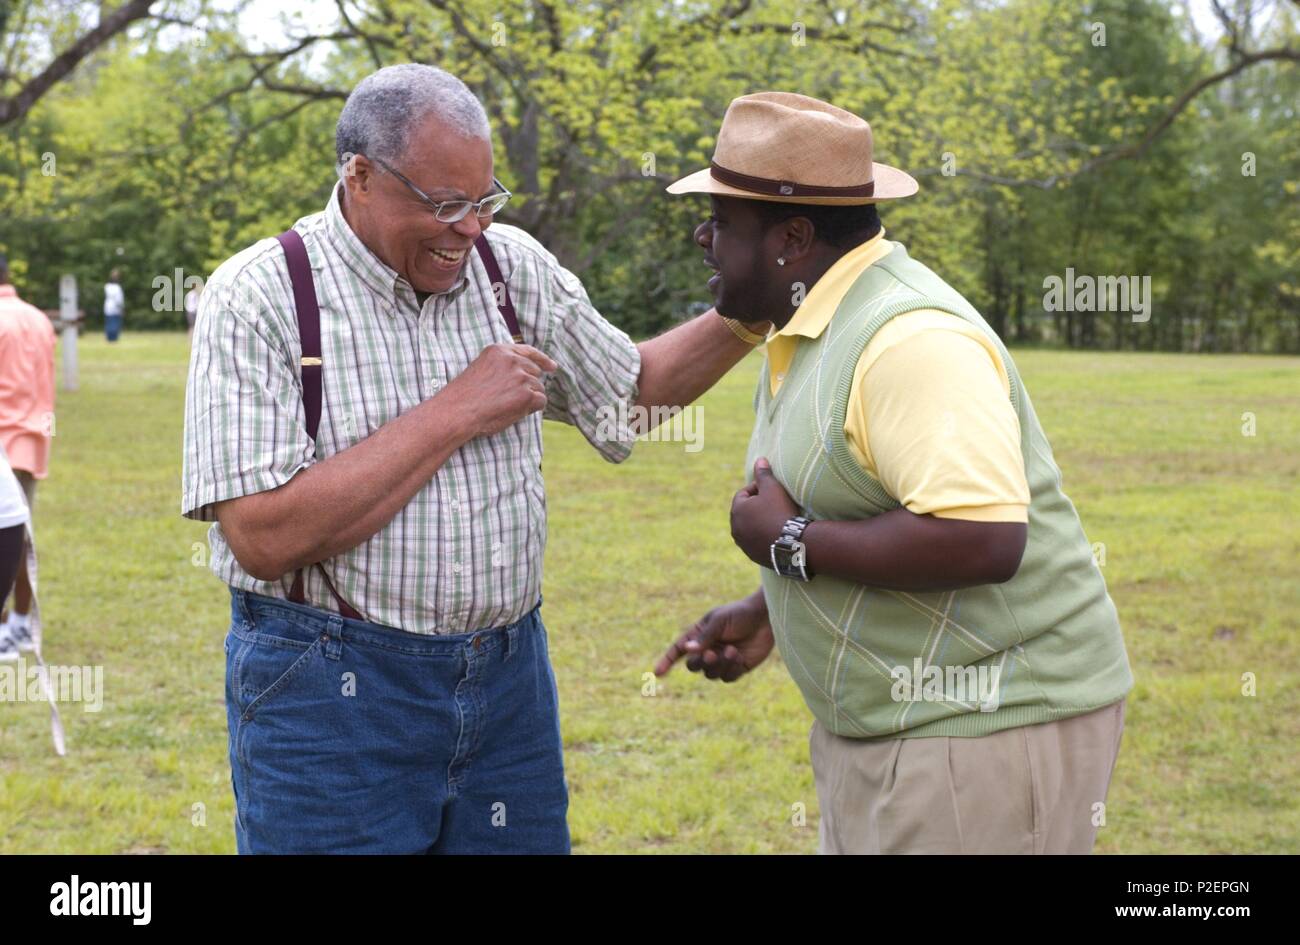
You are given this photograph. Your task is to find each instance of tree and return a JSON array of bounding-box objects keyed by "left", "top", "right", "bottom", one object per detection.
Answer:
[
  {"left": 0, "top": 0, "right": 159, "bottom": 127},
  {"left": 2, "top": 0, "right": 1296, "bottom": 349}
]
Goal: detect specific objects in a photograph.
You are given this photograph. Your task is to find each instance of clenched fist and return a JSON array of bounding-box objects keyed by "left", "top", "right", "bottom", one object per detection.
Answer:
[{"left": 445, "top": 342, "right": 558, "bottom": 438}]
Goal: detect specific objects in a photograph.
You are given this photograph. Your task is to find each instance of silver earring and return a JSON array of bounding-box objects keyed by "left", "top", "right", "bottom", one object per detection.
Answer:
[{"left": 777, "top": 257, "right": 786, "bottom": 266}]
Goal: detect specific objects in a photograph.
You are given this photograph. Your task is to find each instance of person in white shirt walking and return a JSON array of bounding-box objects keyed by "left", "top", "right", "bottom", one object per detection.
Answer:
[{"left": 104, "top": 269, "right": 125, "bottom": 342}]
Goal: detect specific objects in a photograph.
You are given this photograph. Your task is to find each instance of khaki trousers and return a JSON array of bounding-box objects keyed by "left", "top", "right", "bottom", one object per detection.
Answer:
[{"left": 810, "top": 700, "right": 1126, "bottom": 854}]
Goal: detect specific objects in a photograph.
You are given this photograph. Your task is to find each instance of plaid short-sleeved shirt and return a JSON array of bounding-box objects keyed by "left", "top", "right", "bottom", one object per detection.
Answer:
[{"left": 182, "top": 183, "right": 642, "bottom": 634}]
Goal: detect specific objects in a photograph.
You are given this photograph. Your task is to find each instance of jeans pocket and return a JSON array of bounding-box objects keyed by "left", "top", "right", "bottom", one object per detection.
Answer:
[
  {"left": 238, "top": 634, "right": 322, "bottom": 719},
  {"left": 233, "top": 632, "right": 322, "bottom": 770}
]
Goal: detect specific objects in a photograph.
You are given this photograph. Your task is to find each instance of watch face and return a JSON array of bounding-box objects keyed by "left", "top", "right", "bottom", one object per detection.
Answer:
[{"left": 772, "top": 539, "right": 806, "bottom": 577}]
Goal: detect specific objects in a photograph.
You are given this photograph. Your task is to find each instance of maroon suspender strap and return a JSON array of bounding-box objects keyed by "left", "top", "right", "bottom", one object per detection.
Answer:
[
  {"left": 474, "top": 233, "right": 524, "bottom": 342},
  {"left": 277, "top": 230, "right": 323, "bottom": 438},
  {"left": 276, "top": 229, "right": 363, "bottom": 622}
]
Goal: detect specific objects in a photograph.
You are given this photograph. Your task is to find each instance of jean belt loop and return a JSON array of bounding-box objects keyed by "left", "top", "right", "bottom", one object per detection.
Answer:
[
  {"left": 232, "top": 587, "right": 252, "bottom": 627},
  {"left": 506, "top": 620, "right": 521, "bottom": 661},
  {"left": 322, "top": 613, "right": 344, "bottom": 661}
]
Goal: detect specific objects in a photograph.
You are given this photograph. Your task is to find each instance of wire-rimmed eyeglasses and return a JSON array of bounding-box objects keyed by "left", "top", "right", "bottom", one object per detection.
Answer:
[{"left": 368, "top": 154, "right": 511, "bottom": 223}]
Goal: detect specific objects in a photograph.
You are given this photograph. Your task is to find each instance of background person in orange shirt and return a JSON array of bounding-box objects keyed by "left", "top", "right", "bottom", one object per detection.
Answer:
[{"left": 0, "top": 253, "right": 55, "bottom": 652}]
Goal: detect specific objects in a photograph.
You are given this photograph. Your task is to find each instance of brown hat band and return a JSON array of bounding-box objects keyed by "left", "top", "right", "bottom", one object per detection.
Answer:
[{"left": 709, "top": 161, "right": 875, "bottom": 198}]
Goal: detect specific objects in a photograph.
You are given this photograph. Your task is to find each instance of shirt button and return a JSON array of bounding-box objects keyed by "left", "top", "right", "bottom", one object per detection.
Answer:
[
  {"left": 450, "top": 499, "right": 459, "bottom": 510},
  {"left": 452, "top": 562, "right": 462, "bottom": 574},
  {"left": 776, "top": 372, "right": 786, "bottom": 381}
]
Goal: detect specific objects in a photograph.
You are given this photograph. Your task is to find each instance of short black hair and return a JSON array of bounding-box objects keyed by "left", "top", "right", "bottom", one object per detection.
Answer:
[{"left": 752, "top": 200, "right": 881, "bottom": 249}]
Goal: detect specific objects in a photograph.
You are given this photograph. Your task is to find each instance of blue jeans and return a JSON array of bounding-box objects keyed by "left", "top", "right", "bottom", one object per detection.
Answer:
[
  {"left": 224, "top": 589, "right": 570, "bottom": 854},
  {"left": 104, "top": 314, "right": 122, "bottom": 341}
]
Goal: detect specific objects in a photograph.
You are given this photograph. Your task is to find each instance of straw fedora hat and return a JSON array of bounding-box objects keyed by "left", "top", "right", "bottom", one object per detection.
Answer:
[{"left": 667, "top": 91, "right": 917, "bottom": 205}]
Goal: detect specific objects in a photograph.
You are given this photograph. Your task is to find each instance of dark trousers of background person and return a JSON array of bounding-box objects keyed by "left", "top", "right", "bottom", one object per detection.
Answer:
[
  {"left": 105, "top": 314, "right": 122, "bottom": 341},
  {"left": 0, "top": 524, "right": 24, "bottom": 613},
  {"left": 2, "top": 471, "right": 37, "bottom": 619}
]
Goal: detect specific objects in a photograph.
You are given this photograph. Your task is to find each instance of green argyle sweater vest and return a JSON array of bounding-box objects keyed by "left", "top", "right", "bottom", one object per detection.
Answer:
[{"left": 744, "top": 241, "right": 1133, "bottom": 739}]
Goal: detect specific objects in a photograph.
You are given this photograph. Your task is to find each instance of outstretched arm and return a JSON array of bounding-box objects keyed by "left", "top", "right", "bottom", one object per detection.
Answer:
[{"left": 633, "top": 309, "right": 769, "bottom": 413}]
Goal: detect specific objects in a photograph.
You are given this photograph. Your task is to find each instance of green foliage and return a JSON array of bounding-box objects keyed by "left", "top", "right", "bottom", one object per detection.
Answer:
[{"left": 0, "top": 0, "right": 1296, "bottom": 348}]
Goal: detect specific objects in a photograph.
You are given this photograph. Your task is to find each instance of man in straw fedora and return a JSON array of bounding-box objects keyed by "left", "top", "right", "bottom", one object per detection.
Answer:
[{"left": 655, "top": 92, "right": 1132, "bottom": 855}]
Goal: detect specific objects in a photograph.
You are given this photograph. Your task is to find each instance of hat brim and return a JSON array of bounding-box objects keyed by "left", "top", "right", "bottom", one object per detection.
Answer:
[{"left": 665, "top": 162, "right": 917, "bottom": 204}]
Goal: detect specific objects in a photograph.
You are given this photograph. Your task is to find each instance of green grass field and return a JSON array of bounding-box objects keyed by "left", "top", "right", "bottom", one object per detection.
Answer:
[{"left": 1, "top": 332, "right": 1296, "bottom": 853}]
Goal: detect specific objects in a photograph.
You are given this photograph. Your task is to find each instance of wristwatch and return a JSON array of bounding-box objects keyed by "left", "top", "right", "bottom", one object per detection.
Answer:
[{"left": 771, "top": 515, "right": 815, "bottom": 581}]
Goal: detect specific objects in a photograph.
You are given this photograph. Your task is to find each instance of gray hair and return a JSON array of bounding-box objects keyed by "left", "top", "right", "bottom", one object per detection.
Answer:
[{"left": 335, "top": 64, "right": 490, "bottom": 173}]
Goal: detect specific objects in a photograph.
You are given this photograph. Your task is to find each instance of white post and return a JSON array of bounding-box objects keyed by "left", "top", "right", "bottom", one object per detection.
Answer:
[{"left": 59, "top": 274, "right": 78, "bottom": 392}]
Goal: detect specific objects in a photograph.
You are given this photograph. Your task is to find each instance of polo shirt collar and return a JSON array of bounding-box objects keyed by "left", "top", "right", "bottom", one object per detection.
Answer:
[
  {"left": 774, "top": 227, "right": 889, "bottom": 341},
  {"left": 323, "top": 183, "right": 470, "bottom": 312}
]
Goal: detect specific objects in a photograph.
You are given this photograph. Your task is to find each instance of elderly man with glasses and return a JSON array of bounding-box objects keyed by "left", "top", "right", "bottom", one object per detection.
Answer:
[{"left": 181, "top": 64, "right": 768, "bottom": 854}]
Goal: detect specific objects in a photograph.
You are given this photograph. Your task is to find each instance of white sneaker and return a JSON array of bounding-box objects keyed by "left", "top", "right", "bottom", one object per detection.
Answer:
[
  {"left": 7, "top": 618, "right": 33, "bottom": 652},
  {"left": 0, "top": 625, "right": 18, "bottom": 662}
]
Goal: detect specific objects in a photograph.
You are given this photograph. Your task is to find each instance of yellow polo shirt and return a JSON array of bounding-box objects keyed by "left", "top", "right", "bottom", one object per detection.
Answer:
[{"left": 763, "top": 231, "right": 1029, "bottom": 523}]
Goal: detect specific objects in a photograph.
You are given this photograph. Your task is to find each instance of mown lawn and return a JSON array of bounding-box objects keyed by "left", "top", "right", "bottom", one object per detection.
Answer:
[{"left": 1, "top": 332, "right": 1296, "bottom": 853}]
